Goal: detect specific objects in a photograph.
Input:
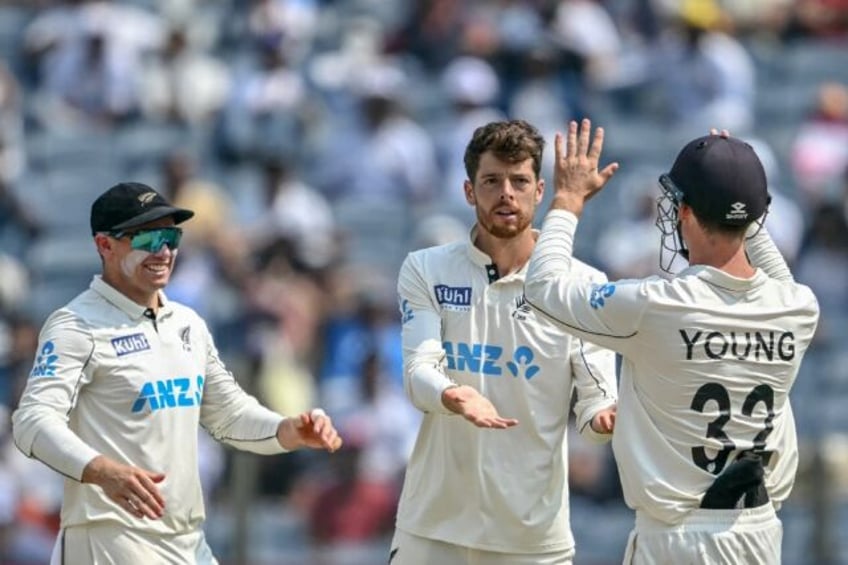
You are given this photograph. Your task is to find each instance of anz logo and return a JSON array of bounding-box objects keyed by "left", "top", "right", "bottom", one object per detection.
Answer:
[
  {"left": 589, "top": 283, "right": 616, "bottom": 309},
  {"left": 30, "top": 341, "right": 59, "bottom": 378},
  {"left": 132, "top": 376, "right": 204, "bottom": 413},
  {"left": 400, "top": 299, "right": 414, "bottom": 324},
  {"left": 443, "top": 341, "right": 541, "bottom": 380}
]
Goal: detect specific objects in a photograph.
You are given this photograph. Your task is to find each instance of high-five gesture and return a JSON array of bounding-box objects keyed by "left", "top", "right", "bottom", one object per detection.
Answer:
[{"left": 552, "top": 118, "right": 619, "bottom": 217}]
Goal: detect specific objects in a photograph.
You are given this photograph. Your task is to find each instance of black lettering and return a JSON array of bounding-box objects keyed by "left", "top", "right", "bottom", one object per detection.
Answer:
[
  {"left": 704, "top": 331, "right": 729, "bottom": 359},
  {"left": 777, "top": 332, "right": 795, "bottom": 361},
  {"left": 680, "top": 329, "right": 702, "bottom": 360},
  {"left": 755, "top": 332, "right": 774, "bottom": 361},
  {"left": 730, "top": 332, "right": 753, "bottom": 360}
]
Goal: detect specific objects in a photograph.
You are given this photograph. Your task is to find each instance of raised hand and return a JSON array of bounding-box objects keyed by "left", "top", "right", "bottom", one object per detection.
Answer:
[{"left": 552, "top": 118, "right": 619, "bottom": 217}]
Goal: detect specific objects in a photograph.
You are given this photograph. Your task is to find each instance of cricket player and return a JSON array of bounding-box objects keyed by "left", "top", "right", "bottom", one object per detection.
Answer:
[
  {"left": 12, "top": 182, "right": 343, "bottom": 564},
  {"left": 390, "top": 120, "right": 618, "bottom": 565},
  {"left": 524, "top": 120, "right": 820, "bottom": 564}
]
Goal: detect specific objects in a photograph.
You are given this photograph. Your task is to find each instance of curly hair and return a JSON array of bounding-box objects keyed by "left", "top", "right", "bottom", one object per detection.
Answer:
[{"left": 463, "top": 120, "right": 545, "bottom": 182}]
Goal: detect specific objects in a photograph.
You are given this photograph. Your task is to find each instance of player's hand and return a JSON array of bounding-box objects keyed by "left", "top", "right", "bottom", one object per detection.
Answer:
[
  {"left": 590, "top": 406, "right": 616, "bottom": 434},
  {"left": 442, "top": 385, "right": 519, "bottom": 429},
  {"left": 709, "top": 127, "right": 731, "bottom": 138},
  {"left": 552, "top": 118, "right": 619, "bottom": 217},
  {"left": 81, "top": 455, "right": 166, "bottom": 520},
  {"left": 279, "top": 409, "right": 343, "bottom": 453}
]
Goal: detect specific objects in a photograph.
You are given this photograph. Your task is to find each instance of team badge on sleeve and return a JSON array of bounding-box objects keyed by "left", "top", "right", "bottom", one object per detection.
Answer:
[
  {"left": 589, "top": 283, "right": 616, "bottom": 309},
  {"left": 30, "top": 341, "right": 59, "bottom": 378},
  {"left": 400, "top": 299, "right": 414, "bottom": 324}
]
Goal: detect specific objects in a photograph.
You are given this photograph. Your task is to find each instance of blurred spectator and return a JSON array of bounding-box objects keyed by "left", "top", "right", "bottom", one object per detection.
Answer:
[
  {"left": 313, "top": 60, "right": 439, "bottom": 207},
  {"left": 795, "top": 202, "right": 848, "bottom": 345},
  {"left": 0, "top": 62, "right": 25, "bottom": 186},
  {"left": 140, "top": 26, "right": 231, "bottom": 127},
  {"left": 654, "top": 0, "right": 756, "bottom": 133},
  {"left": 25, "top": 0, "right": 164, "bottom": 130},
  {"left": 215, "top": 37, "right": 310, "bottom": 162},
  {"left": 246, "top": 0, "right": 320, "bottom": 66},
  {"left": 791, "top": 82, "right": 848, "bottom": 204},
  {"left": 306, "top": 351, "right": 413, "bottom": 547},
  {"left": 433, "top": 55, "right": 505, "bottom": 213},
  {"left": 746, "top": 137, "right": 806, "bottom": 265},
  {"left": 245, "top": 156, "right": 337, "bottom": 271},
  {"left": 788, "top": 0, "right": 848, "bottom": 38}
]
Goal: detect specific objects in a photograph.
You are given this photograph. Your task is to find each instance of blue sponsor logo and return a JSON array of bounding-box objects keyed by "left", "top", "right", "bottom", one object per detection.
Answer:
[
  {"left": 30, "top": 341, "right": 59, "bottom": 378},
  {"left": 400, "top": 299, "right": 414, "bottom": 324},
  {"left": 443, "top": 341, "right": 541, "bottom": 380},
  {"left": 132, "top": 376, "right": 205, "bottom": 413},
  {"left": 434, "top": 285, "right": 472, "bottom": 307},
  {"left": 590, "top": 283, "right": 616, "bottom": 309},
  {"left": 111, "top": 333, "right": 151, "bottom": 357}
]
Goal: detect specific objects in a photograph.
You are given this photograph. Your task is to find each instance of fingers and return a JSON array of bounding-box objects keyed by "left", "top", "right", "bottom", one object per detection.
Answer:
[
  {"left": 303, "top": 409, "right": 344, "bottom": 452},
  {"left": 599, "top": 162, "right": 619, "bottom": 182},
  {"left": 466, "top": 414, "right": 519, "bottom": 429},
  {"left": 566, "top": 120, "right": 578, "bottom": 158},
  {"left": 578, "top": 118, "right": 591, "bottom": 157}
]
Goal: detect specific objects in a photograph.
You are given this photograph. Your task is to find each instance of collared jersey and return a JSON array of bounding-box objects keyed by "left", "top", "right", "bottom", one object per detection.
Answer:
[
  {"left": 13, "top": 276, "right": 285, "bottom": 535},
  {"left": 395, "top": 227, "right": 617, "bottom": 554},
  {"left": 525, "top": 211, "right": 820, "bottom": 526}
]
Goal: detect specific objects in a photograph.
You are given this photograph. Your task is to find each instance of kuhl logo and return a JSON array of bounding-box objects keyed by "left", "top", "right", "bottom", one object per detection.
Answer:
[
  {"left": 443, "top": 341, "right": 541, "bottom": 380},
  {"left": 589, "top": 283, "right": 616, "bottom": 309},
  {"left": 30, "top": 341, "right": 59, "bottom": 378},
  {"left": 111, "top": 333, "right": 151, "bottom": 357},
  {"left": 434, "top": 285, "right": 472, "bottom": 307},
  {"left": 132, "top": 376, "right": 205, "bottom": 413}
]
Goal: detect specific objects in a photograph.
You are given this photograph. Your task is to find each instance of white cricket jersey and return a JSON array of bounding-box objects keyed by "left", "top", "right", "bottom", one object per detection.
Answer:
[
  {"left": 12, "top": 276, "right": 286, "bottom": 534},
  {"left": 395, "top": 226, "right": 617, "bottom": 554},
  {"left": 525, "top": 211, "right": 820, "bottom": 526}
]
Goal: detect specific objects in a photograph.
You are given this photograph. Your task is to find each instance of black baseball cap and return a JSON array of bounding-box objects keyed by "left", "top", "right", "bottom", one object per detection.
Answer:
[
  {"left": 660, "top": 135, "right": 770, "bottom": 226},
  {"left": 90, "top": 182, "right": 194, "bottom": 235}
]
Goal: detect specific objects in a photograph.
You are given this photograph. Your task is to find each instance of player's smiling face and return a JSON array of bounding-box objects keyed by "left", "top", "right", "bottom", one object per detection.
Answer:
[
  {"left": 465, "top": 152, "right": 543, "bottom": 239},
  {"left": 96, "top": 216, "right": 179, "bottom": 307}
]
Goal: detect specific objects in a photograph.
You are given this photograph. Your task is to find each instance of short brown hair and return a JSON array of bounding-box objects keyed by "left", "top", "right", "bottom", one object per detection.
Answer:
[{"left": 463, "top": 120, "right": 545, "bottom": 182}]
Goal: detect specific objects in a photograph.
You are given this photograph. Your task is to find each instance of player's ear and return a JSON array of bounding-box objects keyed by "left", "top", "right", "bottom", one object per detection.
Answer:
[
  {"left": 464, "top": 179, "right": 476, "bottom": 206},
  {"left": 94, "top": 233, "right": 112, "bottom": 256},
  {"left": 536, "top": 177, "right": 545, "bottom": 204}
]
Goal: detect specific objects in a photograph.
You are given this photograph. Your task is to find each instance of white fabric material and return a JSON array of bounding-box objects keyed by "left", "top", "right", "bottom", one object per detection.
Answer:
[
  {"left": 13, "top": 275, "right": 285, "bottom": 535},
  {"left": 623, "top": 504, "right": 781, "bottom": 565},
  {"left": 525, "top": 210, "right": 820, "bottom": 526},
  {"left": 396, "top": 226, "right": 617, "bottom": 553}
]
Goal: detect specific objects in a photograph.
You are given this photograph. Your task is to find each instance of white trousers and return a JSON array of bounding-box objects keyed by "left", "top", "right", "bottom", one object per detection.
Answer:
[
  {"left": 623, "top": 504, "right": 781, "bottom": 565},
  {"left": 389, "top": 529, "right": 575, "bottom": 565},
  {"left": 50, "top": 522, "right": 219, "bottom": 565}
]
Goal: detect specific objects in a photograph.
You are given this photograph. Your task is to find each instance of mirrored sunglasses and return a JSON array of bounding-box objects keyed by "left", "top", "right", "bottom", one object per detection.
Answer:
[{"left": 111, "top": 227, "right": 183, "bottom": 253}]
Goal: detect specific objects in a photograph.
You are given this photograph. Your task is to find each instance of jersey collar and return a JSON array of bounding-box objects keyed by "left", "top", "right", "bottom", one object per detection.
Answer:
[
  {"left": 465, "top": 224, "right": 540, "bottom": 282},
  {"left": 681, "top": 265, "right": 770, "bottom": 291},
  {"left": 90, "top": 275, "right": 173, "bottom": 320}
]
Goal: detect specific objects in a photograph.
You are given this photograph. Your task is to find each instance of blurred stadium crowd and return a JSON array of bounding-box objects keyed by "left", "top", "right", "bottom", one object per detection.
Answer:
[{"left": 0, "top": 0, "right": 846, "bottom": 563}]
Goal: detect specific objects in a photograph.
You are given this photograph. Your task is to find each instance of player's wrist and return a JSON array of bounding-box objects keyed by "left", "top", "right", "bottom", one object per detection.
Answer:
[
  {"left": 550, "top": 193, "right": 584, "bottom": 217},
  {"left": 441, "top": 384, "right": 470, "bottom": 413}
]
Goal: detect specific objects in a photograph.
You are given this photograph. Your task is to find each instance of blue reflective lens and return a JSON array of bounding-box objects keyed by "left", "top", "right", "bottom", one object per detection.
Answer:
[{"left": 113, "top": 227, "right": 183, "bottom": 252}]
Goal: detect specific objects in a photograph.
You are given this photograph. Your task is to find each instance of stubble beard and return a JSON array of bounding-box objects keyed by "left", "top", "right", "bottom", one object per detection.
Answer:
[{"left": 476, "top": 207, "right": 534, "bottom": 239}]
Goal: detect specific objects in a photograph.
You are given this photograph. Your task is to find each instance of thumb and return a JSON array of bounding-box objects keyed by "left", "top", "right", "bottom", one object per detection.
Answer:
[
  {"left": 599, "top": 162, "right": 619, "bottom": 182},
  {"left": 147, "top": 472, "right": 166, "bottom": 483}
]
